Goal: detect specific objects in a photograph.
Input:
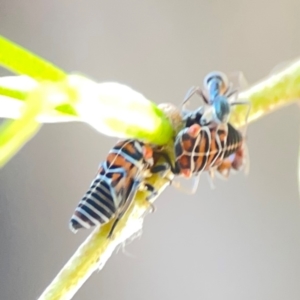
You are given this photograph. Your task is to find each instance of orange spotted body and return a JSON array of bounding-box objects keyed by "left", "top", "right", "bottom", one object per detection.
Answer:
[{"left": 175, "top": 121, "right": 245, "bottom": 179}]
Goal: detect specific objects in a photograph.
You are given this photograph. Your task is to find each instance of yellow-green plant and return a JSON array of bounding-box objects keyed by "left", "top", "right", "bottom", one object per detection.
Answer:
[
  {"left": 1, "top": 35, "right": 300, "bottom": 300},
  {"left": 0, "top": 36, "right": 174, "bottom": 168}
]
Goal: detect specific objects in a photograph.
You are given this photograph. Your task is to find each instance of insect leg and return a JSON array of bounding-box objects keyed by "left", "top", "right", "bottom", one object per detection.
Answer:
[
  {"left": 143, "top": 183, "right": 158, "bottom": 213},
  {"left": 171, "top": 173, "right": 201, "bottom": 195},
  {"left": 151, "top": 151, "right": 180, "bottom": 175},
  {"left": 150, "top": 162, "right": 171, "bottom": 177},
  {"left": 182, "top": 86, "right": 198, "bottom": 109},
  {"left": 206, "top": 170, "right": 216, "bottom": 189},
  {"left": 226, "top": 88, "right": 239, "bottom": 99},
  {"left": 182, "top": 86, "right": 210, "bottom": 110},
  {"left": 216, "top": 159, "right": 233, "bottom": 178},
  {"left": 230, "top": 99, "right": 252, "bottom": 136}
]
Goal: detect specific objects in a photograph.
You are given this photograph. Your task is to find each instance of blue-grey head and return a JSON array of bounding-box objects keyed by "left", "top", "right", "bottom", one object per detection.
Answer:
[
  {"left": 203, "top": 71, "right": 231, "bottom": 123},
  {"left": 203, "top": 71, "right": 229, "bottom": 103}
]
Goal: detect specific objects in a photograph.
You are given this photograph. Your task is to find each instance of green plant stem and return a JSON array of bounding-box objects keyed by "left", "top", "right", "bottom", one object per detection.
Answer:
[
  {"left": 0, "top": 36, "right": 66, "bottom": 81},
  {"left": 0, "top": 87, "right": 44, "bottom": 167},
  {"left": 0, "top": 75, "right": 174, "bottom": 144},
  {"left": 232, "top": 58, "right": 300, "bottom": 127},
  {"left": 38, "top": 168, "right": 173, "bottom": 300},
  {"left": 3, "top": 58, "right": 300, "bottom": 130},
  {"left": 0, "top": 82, "right": 28, "bottom": 100},
  {"left": 0, "top": 75, "right": 78, "bottom": 119},
  {"left": 0, "top": 36, "right": 174, "bottom": 144}
]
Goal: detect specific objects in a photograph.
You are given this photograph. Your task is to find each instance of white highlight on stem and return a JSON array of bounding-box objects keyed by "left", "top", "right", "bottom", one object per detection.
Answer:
[{"left": 68, "top": 74, "right": 158, "bottom": 138}]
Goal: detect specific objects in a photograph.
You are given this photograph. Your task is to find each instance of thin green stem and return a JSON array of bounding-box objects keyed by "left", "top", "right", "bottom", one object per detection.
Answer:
[
  {"left": 0, "top": 35, "right": 66, "bottom": 81},
  {"left": 232, "top": 58, "right": 300, "bottom": 127},
  {"left": 0, "top": 74, "right": 174, "bottom": 145},
  {"left": 0, "top": 83, "right": 28, "bottom": 100},
  {"left": 0, "top": 75, "right": 38, "bottom": 101},
  {"left": 0, "top": 87, "right": 44, "bottom": 167}
]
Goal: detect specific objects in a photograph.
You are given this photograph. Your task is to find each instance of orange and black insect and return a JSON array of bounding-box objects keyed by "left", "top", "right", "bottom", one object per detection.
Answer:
[
  {"left": 69, "top": 139, "right": 158, "bottom": 237},
  {"left": 174, "top": 122, "right": 245, "bottom": 179},
  {"left": 175, "top": 71, "right": 249, "bottom": 181}
]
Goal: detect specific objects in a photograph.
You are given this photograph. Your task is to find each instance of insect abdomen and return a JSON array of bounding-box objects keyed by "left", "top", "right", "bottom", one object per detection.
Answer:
[
  {"left": 174, "top": 122, "right": 243, "bottom": 177},
  {"left": 70, "top": 172, "right": 117, "bottom": 231},
  {"left": 223, "top": 123, "right": 243, "bottom": 158}
]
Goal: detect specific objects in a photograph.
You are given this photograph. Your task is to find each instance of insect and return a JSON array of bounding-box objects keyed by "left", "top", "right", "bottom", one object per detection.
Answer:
[
  {"left": 182, "top": 71, "right": 251, "bottom": 126},
  {"left": 175, "top": 122, "right": 245, "bottom": 179},
  {"left": 69, "top": 139, "right": 172, "bottom": 237},
  {"left": 174, "top": 71, "right": 249, "bottom": 192}
]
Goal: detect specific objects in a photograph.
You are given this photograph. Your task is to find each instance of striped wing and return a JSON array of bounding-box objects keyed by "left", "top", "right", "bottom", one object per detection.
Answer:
[{"left": 69, "top": 161, "right": 138, "bottom": 233}]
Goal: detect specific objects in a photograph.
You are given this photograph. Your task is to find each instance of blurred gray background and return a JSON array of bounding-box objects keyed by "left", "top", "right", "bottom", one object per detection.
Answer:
[{"left": 1, "top": 0, "right": 300, "bottom": 299}]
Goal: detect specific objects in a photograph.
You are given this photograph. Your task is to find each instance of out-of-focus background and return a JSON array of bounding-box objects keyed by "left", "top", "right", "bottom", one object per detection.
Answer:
[{"left": 1, "top": 1, "right": 300, "bottom": 299}]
